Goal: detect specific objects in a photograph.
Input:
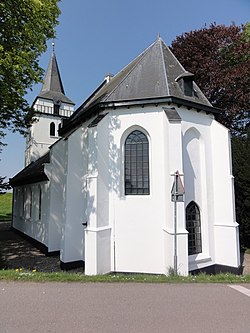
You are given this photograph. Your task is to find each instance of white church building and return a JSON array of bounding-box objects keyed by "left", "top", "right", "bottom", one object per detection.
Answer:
[{"left": 10, "top": 37, "right": 241, "bottom": 275}]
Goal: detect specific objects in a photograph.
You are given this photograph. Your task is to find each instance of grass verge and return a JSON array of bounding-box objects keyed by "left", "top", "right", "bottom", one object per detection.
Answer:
[
  {"left": 0, "top": 269, "right": 250, "bottom": 283},
  {"left": 0, "top": 193, "right": 12, "bottom": 221}
]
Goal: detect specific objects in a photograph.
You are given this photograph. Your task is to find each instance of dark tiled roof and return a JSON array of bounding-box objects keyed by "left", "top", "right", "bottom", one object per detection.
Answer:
[
  {"left": 60, "top": 37, "right": 218, "bottom": 135},
  {"left": 10, "top": 152, "right": 50, "bottom": 187},
  {"left": 38, "top": 51, "right": 74, "bottom": 105}
]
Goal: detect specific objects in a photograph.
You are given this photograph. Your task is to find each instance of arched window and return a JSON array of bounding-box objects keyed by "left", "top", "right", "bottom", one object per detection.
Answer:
[
  {"left": 186, "top": 201, "right": 202, "bottom": 255},
  {"left": 124, "top": 130, "right": 149, "bottom": 195},
  {"left": 50, "top": 122, "right": 55, "bottom": 136}
]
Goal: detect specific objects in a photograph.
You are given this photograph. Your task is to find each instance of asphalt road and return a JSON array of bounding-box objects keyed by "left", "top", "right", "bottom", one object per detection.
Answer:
[{"left": 0, "top": 282, "right": 249, "bottom": 333}]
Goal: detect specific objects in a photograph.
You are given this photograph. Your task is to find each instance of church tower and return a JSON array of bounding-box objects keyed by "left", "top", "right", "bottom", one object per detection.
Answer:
[{"left": 25, "top": 44, "right": 75, "bottom": 166}]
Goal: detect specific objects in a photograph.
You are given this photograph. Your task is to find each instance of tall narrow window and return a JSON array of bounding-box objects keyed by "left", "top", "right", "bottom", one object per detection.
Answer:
[
  {"left": 186, "top": 201, "right": 202, "bottom": 255},
  {"left": 20, "top": 188, "right": 24, "bottom": 217},
  {"left": 50, "top": 122, "right": 55, "bottom": 136},
  {"left": 30, "top": 190, "right": 32, "bottom": 218},
  {"left": 125, "top": 130, "right": 149, "bottom": 195},
  {"left": 25, "top": 187, "right": 32, "bottom": 219},
  {"left": 38, "top": 185, "right": 42, "bottom": 220}
]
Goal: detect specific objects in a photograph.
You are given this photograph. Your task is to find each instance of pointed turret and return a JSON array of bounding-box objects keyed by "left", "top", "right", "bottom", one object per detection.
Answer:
[{"left": 38, "top": 46, "right": 74, "bottom": 105}]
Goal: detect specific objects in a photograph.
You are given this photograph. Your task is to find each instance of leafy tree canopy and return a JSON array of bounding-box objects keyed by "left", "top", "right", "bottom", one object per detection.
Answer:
[
  {"left": 0, "top": 176, "right": 11, "bottom": 194},
  {"left": 0, "top": 0, "right": 60, "bottom": 147},
  {"left": 232, "top": 130, "right": 250, "bottom": 247},
  {"left": 243, "top": 22, "right": 250, "bottom": 41},
  {"left": 171, "top": 23, "right": 250, "bottom": 135}
]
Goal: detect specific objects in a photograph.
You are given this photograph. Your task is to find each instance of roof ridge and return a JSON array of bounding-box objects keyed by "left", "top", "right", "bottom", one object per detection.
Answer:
[
  {"left": 168, "top": 43, "right": 187, "bottom": 73},
  {"left": 159, "top": 38, "right": 170, "bottom": 96}
]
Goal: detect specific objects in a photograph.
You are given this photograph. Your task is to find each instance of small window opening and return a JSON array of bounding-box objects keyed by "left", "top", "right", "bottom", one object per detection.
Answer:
[
  {"left": 176, "top": 72, "right": 194, "bottom": 97},
  {"left": 54, "top": 104, "right": 60, "bottom": 115},
  {"left": 38, "top": 186, "right": 42, "bottom": 220},
  {"left": 50, "top": 122, "right": 55, "bottom": 136},
  {"left": 184, "top": 78, "right": 193, "bottom": 97}
]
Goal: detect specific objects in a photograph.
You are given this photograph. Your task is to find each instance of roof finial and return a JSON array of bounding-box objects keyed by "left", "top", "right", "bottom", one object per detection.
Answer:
[
  {"left": 157, "top": 33, "right": 161, "bottom": 40},
  {"left": 52, "top": 39, "right": 55, "bottom": 54}
]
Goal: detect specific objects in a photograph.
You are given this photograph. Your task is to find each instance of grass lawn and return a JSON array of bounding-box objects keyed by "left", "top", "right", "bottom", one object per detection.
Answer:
[{"left": 0, "top": 192, "right": 12, "bottom": 221}]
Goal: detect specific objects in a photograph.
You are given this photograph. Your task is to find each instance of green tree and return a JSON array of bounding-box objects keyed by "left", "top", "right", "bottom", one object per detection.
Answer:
[
  {"left": 171, "top": 23, "right": 250, "bottom": 135},
  {"left": 0, "top": 176, "right": 11, "bottom": 194},
  {"left": 232, "top": 131, "right": 250, "bottom": 248},
  {"left": 0, "top": 0, "right": 60, "bottom": 148},
  {"left": 243, "top": 22, "right": 250, "bottom": 41}
]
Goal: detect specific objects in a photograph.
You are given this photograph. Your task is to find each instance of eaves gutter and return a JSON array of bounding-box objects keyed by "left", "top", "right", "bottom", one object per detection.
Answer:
[
  {"left": 60, "top": 96, "right": 221, "bottom": 137},
  {"left": 9, "top": 172, "right": 49, "bottom": 187}
]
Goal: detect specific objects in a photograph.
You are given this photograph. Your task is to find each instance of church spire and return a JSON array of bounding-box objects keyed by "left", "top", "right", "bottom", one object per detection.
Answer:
[
  {"left": 38, "top": 43, "right": 74, "bottom": 104},
  {"left": 40, "top": 42, "right": 65, "bottom": 95}
]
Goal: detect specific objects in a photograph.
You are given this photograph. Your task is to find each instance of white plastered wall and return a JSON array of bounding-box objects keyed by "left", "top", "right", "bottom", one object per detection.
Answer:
[
  {"left": 47, "top": 103, "right": 239, "bottom": 274},
  {"left": 106, "top": 106, "right": 188, "bottom": 275},
  {"left": 210, "top": 121, "right": 240, "bottom": 268},
  {"left": 12, "top": 181, "right": 50, "bottom": 247},
  {"left": 163, "top": 110, "right": 188, "bottom": 276},
  {"left": 59, "top": 125, "right": 88, "bottom": 265},
  {"left": 181, "top": 109, "right": 214, "bottom": 271},
  {"left": 85, "top": 115, "right": 111, "bottom": 275},
  {"left": 179, "top": 107, "right": 240, "bottom": 271},
  {"left": 45, "top": 139, "right": 66, "bottom": 252}
]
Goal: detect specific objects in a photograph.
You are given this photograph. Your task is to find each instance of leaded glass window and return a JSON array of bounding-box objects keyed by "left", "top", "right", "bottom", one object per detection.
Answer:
[
  {"left": 186, "top": 201, "right": 202, "bottom": 255},
  {"left": 124, "top": 130, "right": 149, "bottom": 195}
]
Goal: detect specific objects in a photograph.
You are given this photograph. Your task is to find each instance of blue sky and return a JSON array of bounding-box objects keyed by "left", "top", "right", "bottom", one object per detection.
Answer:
[{"left": 1, "top": 0, "right": 250, "bottom": 181}]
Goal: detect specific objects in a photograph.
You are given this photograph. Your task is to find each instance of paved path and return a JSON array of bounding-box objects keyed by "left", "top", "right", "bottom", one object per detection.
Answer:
[{"left": 0, "top": 282, "right": 249, "bottom": 333}]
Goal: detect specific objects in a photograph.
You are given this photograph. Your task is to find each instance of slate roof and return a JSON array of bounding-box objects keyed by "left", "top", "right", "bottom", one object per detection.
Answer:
[
  {"left": 37, "top": 50, "right": 74, "bottom": 105},
  {"left": 10, "top": 152, "right": 50, "bottom": 187},
  {"left": 60, "top": 37, "right": 218, "bottom": 135}
]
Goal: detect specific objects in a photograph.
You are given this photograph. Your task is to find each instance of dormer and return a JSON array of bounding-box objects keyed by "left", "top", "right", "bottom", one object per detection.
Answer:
[{"left": 176, "top": 72, "right": 195, "bottom": 97}]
